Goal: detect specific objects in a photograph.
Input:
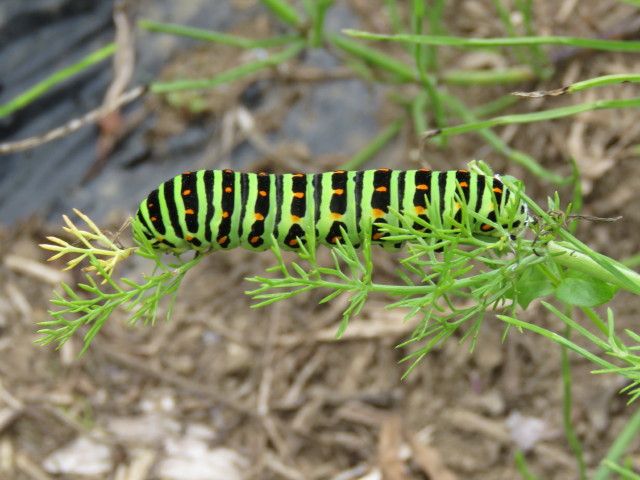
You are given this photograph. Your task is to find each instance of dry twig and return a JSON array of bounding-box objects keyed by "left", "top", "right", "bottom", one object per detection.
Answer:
[{"left": 0, "top": 86, "right": 146, "bottom": 156}]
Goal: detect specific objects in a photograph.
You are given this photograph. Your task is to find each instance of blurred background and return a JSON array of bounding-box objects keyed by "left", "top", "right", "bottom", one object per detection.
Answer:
[{"left": 1, "top": 0, "right": 640, "bottom": 478}]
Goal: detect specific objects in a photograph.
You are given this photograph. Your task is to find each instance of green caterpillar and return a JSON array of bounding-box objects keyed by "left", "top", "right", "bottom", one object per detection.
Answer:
[{"left": 135, "top": 168, "right": 528, "bottom": 254}]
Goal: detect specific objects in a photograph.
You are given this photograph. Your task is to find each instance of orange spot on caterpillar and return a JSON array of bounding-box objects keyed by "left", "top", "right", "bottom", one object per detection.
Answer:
[
  {"left": 493, "top": 187, "right": 503, "bottom": 194},
  {"left": 148, "top": 203, "right": 154, "bottom": 208},
  {"left": 333, "top": 188, "right": 344, "bottom": 195},
  {"left": 292, "top": 173, "right": 304, "bottom": 177},
  {"left": 185, "top": 209, "right": 195, "bottom": 215},
  {"left": 258, "top": 172, "right": 268, "bottom": 176},
  {"left": 293, "top": 192, "right": 304, "bottom": 199},
  {"left": 375, "top": 186, "right": 387, "bottom": 192},
  {"left": 185, "top": 235, "right": 193, "bottom": 241},
  {"left": 334, "top": 169, "right": 346, "bottom": 174},
  {"left": 419, "top": 168, "right": 431, "bottom": 172},
  {"left": 259, "top": 190, "right": 267, "bottom": 197},
  {"left": 372, "top": 208, "right": 385, "bottom": 218},
  {"left": 222, "top": 211, "right": 229, "bottom": 218},
  {"left": 414, "top": 206, "right": 425, "bottom": 214},
  {"left": 331, "top": 212, "right": 343, "bottom": 220},
  {"left": 481, "top": 224, "right": 492, "bottom": 231},
  {"left": 458, "top": 169, "right": 468, "bottom": 173},
  {"left": 378, "top": 168, "right": 390, "bottom": 172},
  {"left": 372, "top": 232, "right": 384, "bottom": 240},
  {"left": 416, "top": 184, "right": 428, "bottom": 190},
  {"left": 288, "top": 238, "right": 298, "bottom": 246},
  {"left": 217, "top": 235, "right": 228, "bottom": 244},
  {"left": 182, "top": 189, "right": 191, "bottom": 196},
  {"left": 224, "top": 186, "right": 233, "bottom": 193},
  {"left": 331, "top": 235, "right": 342, "bottom": 244},
  {"left": 291, "top": 215, "right": 300, "bottom": 222},
  {"left": 223, "top": 169, "right": 233, "bottom": 173},
  {"left": 459, "top": 181, "right": 468, "bottom": 188},
  {"left": 183, "top": 171, "right": 192, "bottom": 175},
  {"left": 250, "top": 236, "right": 260, "bottom": 244},
  {"left": 254, "top": 213, "right": 264, "bottom": 221},
  {"left": 151, "top": 216, "right": 158, "bottom": 222}
]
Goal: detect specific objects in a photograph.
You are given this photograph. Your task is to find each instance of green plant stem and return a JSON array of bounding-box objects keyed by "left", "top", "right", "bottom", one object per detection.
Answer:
[
  {"left": 411, "top": 92, "right": 429, "bottom": 137},
  {"left": 139, "top": 19, "right": 299, "bottom": 48},
  {"left": 566, "top": 73, "right": 640, "bottom": 93},
  {"left": 491, "top": 0, "right": 531, "bottom": 67},
  {"left": 593, "top": 406, "right": 640, "bottom": 480},
  {"left": 340, "top": 118, "right": 404, "bottom": 170},
  {"left": 250, "top": 261, "right": 506, "bottom": 309},
  {"left": 516, "top": 73, "right": 640, "bottom": 98},
  {"left": 514, "top": 451, "right": 539, "bottom": 480},
  {"left": 602, "top": 461, "right": 640, "bottom": 479},
  {"left": 150, "top": 42, "right": 304, "bottom": 93},
  {"left": 548, "top": 241, "right": 640, "bottom": 296},
  {"left": 411, "top": 4, "right": 445, "bottom": 133},
  {"left": 0, "top": 43, "right": 116, "bottom": 118},
  {"left": 513, "top": 185, "right": 640, "bottom": 296},
  {"left": 424, "top": 0, "right": 445, "bottom": 71},
  {"left": 429, "top": 96, "right": 640, "bottom": 139},
  {"left": 561, "top": 323, "right": 587, "bottom": 480},
  {"left": 497, "top": 315, "right": 619, "bottom": 371},
  {"left": 492, "top": 0, "right": 518, "bottom": 37},
  {"left": 580, "top": 307, "right": 609, "bottom": 339},
  {"left": 331, "top": 35, "right": 536, "bottom": 88},
  {"left": 261, "top": 0, "right": 301, "bottom": 27},
  {"left": 309, "top": 0, "right": 334, "bottom": 47},
  {"left": 439, "top": 93, "right": 565, "bottom": 184},
  {"left": 517, "top": 0, "right": 548, "bottom": 75},
  {"left": 329, "top": 34, "right": 416, "bottom": 82},
  {"left": 442, "top": 67, "right": 536, "bottom": 85},
  {"left": 343, "top": 30, "right": 640, "bottom": 52},
  {"left": 473, "top": 94, "right": 520, "bottom": 117},
  {"left": 256, "top": 256, "right": 536, "bottom": 301},
  {"left": 384, "top": 0, "right": 402, "bottom": 33}
]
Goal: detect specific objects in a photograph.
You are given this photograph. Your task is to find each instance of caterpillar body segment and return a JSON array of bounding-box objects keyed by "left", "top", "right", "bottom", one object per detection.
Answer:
[{"left": 135, "top": 169, "right": 528, "bottom": 255}]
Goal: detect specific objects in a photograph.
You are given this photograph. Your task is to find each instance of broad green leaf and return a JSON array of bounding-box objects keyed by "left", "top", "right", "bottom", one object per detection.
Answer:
[
  {"left": 512, "top": 265, "right": 554, "bottom": 309},
  {"left": 555, "top": 272, "right": 616, "bottom": 307}
]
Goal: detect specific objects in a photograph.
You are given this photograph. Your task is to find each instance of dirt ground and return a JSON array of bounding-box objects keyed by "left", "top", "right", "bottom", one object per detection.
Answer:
[{"left": 2, "top": 0, "right": 640, "bottom": 479}]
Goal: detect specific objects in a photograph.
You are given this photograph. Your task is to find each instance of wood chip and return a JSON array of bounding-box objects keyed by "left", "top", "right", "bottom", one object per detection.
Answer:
[
  {"left": 336, "top": 402, "right": 389, "bottom": 428},
  {"left": 4, "top": 255, "right": 68, "bottom": 285},
  {"left": 445, "top": 409, "right": 510, "bottom": 443},
  {"left": 16, "top": 451, "right": 53, "bottom": 480},
  {"left": 5, "top": 283, "right": 32, "bottom": 322},
  {"left": 113, "top": 449, "right": 156, "bottom": 480},
  {"left": 378, "top": 415, "right": 404, "bottom": 480},
  {"left": 0, "top": 437, "right": 14, "bottom": 475},
  {"left": 0, "top": 408, "right": 21, "bottom": 434},
  {"left": 275, "top": 312, "right": 415, "bottom": 347},
  {"left": 263, "top": 451, "right": 304, "bottom": 480},
  {"left": 409, "top": 433, "right": 458, "bottom": 480}
]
